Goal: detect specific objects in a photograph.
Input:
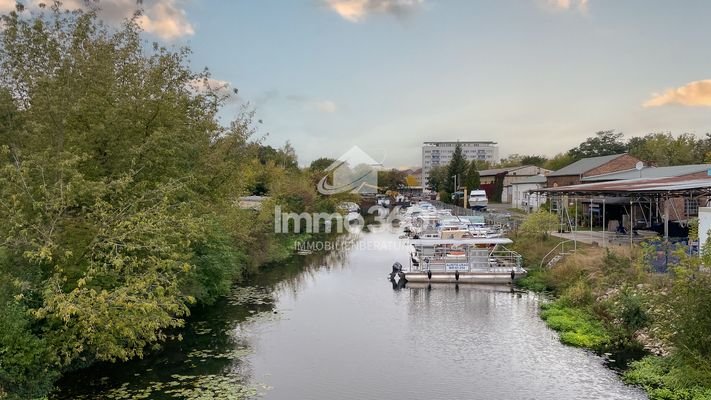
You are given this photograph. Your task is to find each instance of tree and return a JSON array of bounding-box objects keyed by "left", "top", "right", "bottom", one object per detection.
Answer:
[
  {"left": 627, "top": 132, "right": 699, "bottom": 166},
  {"left": 521, "top": 155, "right": 548, "bottom": 167},
  {"left": 427, "top": 165, "right": 449, "bottom": 192},
  {"left": 464, "top": 160, "right": 481, "bottom": 191},
  {"left": 309, "top": 157, "right": 336, "bottom": 171},
  {"left": 446, "top": 142, "right": 467, "bottom": 193},
  {"left": 0, "top": 5, "right": 345, "bottom": 397},
  {"left": 519, "top": 211, "right": 559, "bottom": 240},
  {"left": 545, "top": 152, "right": 574, "bottom": 171},
  {"left": 378, "top": 169, "right": 406, "bottom": 191},
  {"left": 498, "top": 153, "right": 524, "bottom": 167},
  {"left": 568, "top": 130, "right": 627, "bottom": 160}
]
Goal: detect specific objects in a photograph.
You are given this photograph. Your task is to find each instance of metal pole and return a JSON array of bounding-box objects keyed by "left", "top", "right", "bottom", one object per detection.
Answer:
[
  {"left": 630, "top": 199, "right": 634, "bottom": 253},
  {"left": 574, "top": 197, "right": 577, "bottom": 252},
  {"left": 664, "top": 196, "right": 669, "bottom": 240},
  {"left": 602, "top": 198, "right": 606, "bottom": 248},
  {"left": 590, "top": 197, "right": 593, "bottom": 240}
]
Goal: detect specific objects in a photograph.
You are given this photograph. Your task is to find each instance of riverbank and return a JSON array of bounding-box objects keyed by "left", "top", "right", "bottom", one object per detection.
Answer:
[{"left": 512, "top": 235, "right": 711, "bottom": 400}]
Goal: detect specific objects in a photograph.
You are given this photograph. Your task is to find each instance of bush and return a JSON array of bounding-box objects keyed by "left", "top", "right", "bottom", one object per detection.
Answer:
[
  {"left": 518, "top": 211, "right": 558, "bottom": 240},
  {"left": 516, "top": 269, "right": 549, "bottom": 292},
  {"left": 625, "top": 356, "right": 711, "bottom": 400},
  {"left": 560, "top": 280, "right": 594, "bottom": 306},
  {"left": 0, "top": 301, "right": 57, "bottom": 400}
]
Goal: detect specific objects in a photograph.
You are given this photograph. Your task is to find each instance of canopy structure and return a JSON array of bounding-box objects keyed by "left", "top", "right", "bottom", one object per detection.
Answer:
[
  {"left": 409, "top": 238, "right": 513, "bottom": 246},
  {"left": 530, "top": 176, "right": 711, "bottom": 243},
  {"left": 531, "top": 176, "right": 711, "bottom": 197}
]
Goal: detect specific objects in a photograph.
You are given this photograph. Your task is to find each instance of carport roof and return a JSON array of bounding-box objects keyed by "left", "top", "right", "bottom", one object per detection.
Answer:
[{"left": 533, "top": 176, "right": 711, "bottom": 197}]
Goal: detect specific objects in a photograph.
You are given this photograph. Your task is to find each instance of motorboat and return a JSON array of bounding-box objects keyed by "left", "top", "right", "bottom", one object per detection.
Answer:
[{"left": 395, "top": 237, "right": 526, "bottom": 284}]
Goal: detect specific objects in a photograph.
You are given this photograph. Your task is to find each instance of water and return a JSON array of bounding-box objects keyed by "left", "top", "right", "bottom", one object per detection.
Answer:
[{"left": 54, "top": 230, "right": 646, "bottom": 399}]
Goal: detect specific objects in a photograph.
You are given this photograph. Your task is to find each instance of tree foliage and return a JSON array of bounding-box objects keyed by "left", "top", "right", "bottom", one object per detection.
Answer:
[
  {"left": 0, "top": 5, "right": 339, "bottom": 398},
  {"left": 378, "top": 169, "right": 406, "bottom": 191},
  {"left": 464, "top": 160, "right": 480, "bottom": 190},
  {"left": 627, "top": 132, "right": 704, "bottom": 167},
  {"left": 568, "top": 130, "right": 627, "bottom": 161},
  {"left": 446, "top": 142, "right": 466, "bottom": 193},
  {"left": 426, "top": 165, "right": 448, "bottom": 192},
  {"left": 519, "top": 211, "right": 559, "bottom": 240}
]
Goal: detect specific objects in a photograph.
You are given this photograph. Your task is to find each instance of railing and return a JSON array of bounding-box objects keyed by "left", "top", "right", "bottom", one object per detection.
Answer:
[
  {"left": 429, "top": 200, "right": 519, "bottom": 232},
  {"left": 412, "top": 248, "right": 523, "bottom": 272},
  {"left": 430, "top": 200, "right": 477, "bottom": 216},
  {"left": 539, "top": 239, "right": 575, "bottom": 269}
]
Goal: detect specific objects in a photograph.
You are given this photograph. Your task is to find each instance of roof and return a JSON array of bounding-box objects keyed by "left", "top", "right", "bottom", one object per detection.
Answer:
[
  {"left": 548, "top": 154, "right": 627, "bottom": 177},
  {"left": 535, "top": 176, "right": 711, "bottom": 197},
  {"left": 423, "top": 141, "right": 497, "bottom": 145},
  {"left": 511, "top": 175, "right": 547, "bottom": 185},
  {"left": 582, "top": 164, "right": 711, "bottom": 182},
  {"left": 479, "top": 165, "right": 542, "bottom": 177}
]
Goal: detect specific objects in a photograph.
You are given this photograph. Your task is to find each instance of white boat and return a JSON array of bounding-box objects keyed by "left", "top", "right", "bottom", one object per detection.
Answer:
[
  {"left": 396, "top": 237, "right": 526, "bottom": 284},
  {"left": 468, "top": 190, "right": 488, "bottom": 210}
]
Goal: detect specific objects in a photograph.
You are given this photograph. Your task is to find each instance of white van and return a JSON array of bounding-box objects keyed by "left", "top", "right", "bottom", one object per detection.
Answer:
[{"left": 468, "top": 190, "right": 488, "bottom": 210}]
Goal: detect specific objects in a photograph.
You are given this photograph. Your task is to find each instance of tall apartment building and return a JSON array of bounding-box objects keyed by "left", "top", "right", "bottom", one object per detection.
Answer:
[{"left": 421, "top": 141, "right": 499, "bottom": 188}]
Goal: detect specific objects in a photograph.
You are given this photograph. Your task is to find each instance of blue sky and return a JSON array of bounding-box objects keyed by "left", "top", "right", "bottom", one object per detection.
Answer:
[{"left": 6, "top": 0, "right": 711, "bottom": 167}]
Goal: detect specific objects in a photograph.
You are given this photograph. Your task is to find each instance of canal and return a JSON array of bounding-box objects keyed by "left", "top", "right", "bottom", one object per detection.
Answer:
[{"left": 54, "top": 230, "right": 646, "bottom": 399}]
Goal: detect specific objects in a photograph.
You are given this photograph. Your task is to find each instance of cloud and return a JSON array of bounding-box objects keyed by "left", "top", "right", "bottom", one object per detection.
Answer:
[
  {"left": 543, "top": 0, "right": 589, "bottom": 12},
  {"left": 135, "top": 0, "right": 194, "bottom": 39},
  {"left": 190, "top": 77, "right": 239, "bottom": 102},
  {"left": 312, "top": 100, "right": 338, "bottom": 113},
  {"left": 0, "top": 0, "right": 16, "bottom": 12},
  {"left": 323, "top": 0, "right": 424, "bottom": 22},
  {"left": 643, "top": 80, "right": 711, "bottom": 108},
  {"left": 27, "top": 0, "right": 194, "bottom": 40},
  {"left": 286, "top": 95, "right": 338, "bottom": 113}
]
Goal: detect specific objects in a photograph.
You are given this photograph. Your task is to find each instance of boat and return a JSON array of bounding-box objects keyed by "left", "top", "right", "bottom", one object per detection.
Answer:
[
  {"left": 468, "top": 190, "right": 489, "bottom": 211},
  {"left": 395, "top": 237, "right": 526, "bottom": 284}
]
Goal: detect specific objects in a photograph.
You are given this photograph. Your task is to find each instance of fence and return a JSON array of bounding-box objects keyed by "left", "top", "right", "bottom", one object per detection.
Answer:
[{"left": 429, "top": 200, "right": 521, "bottom": 232}]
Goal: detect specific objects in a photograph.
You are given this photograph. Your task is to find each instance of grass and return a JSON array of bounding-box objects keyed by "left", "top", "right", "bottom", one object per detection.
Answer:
[{"left": 539, "top": 301, "right": 610, "bottom": 349}]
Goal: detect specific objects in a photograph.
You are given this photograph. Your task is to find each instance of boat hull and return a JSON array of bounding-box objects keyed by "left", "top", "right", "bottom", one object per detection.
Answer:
[{"left": 403, "top": 270, "right": 526, "bottom": 284}]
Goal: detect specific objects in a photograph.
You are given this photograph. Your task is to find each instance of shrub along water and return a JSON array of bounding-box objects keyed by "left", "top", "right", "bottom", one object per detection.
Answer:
[{"left": 513, "top": 214, "right": 711, "bottom": 400}]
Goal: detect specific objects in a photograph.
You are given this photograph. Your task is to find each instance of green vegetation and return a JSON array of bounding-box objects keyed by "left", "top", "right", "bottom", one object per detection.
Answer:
[
  {"left": 491, "top": 130, "right": 711, "bottom": 172},
  {"left": 0, "top": 5, "right": 351, "bottom": 399},
  {"left": 517, "top": 211, "right": 558, "bottom": 240},
  {"left": 514, "top": 212, "right": 711, "bottom": 399},
  {"left": 540, "top": 301, "right": 610, "bottom": 348},
  {"left": 624, "top": 356, "right": 711, "bottom": 400}
]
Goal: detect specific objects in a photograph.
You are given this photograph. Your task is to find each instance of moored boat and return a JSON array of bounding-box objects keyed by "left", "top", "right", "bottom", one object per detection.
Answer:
[{"left": 397, "top": 237, "right": 526, "bottom": 284}]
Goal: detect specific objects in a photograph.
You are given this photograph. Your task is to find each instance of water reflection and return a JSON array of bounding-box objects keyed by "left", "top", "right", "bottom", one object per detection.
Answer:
[{"left": 54, "top": 230, "right": 646, "bottom": 400}]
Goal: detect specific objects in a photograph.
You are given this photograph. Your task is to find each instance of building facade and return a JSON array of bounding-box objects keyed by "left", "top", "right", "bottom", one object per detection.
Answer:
[{"left": 421, "top": 141, "right": 499, "bottom": 187}]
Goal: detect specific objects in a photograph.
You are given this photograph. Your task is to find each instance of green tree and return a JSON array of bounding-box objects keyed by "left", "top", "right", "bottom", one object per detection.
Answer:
[
  {"left": 426, "top": 165, "right": 449, "bottom": 192},
  {"left": 0, "top": 5, "right": 336, "bottom": 398},
  {"left": 569, "top": 130, "right": 627, "bottom": 160},
  {"left": 627, "top": 132, "right": 699, "bottom": 166},
  {"left": 519, "top": 211, "right": 559, "bottom": 240},
  {"left": 446, "top": 142, "right": 467, "bottom": 193},
  {"left": 464, "top": 160, "right": 480, "bottom": 191},
  {"left": 545, "top": 152, "right": 574, "bottom": 171},
  {"left": 378, "top": 169, "right": 406, "bottom": 191},
  {"left": 498, "top": 153, "right": 523, "bottom": 167},
  {"left": 309, "top": 157, "right": 336, "bottom": 171},
  {"left": 521, "top": 155, "right": 548, "bottom": 167}
]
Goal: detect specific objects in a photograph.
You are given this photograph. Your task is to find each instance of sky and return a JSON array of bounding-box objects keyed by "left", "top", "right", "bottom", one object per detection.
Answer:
[{"left": 4, "top": 0, "right": 711, "bottom": 167}]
